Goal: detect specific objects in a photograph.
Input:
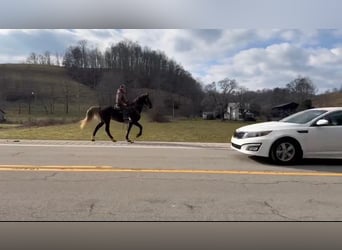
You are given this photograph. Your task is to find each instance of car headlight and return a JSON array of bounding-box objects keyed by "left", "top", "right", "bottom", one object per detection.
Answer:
[{"left": 243, "top": 131, "right": 272, "bottom": 138}]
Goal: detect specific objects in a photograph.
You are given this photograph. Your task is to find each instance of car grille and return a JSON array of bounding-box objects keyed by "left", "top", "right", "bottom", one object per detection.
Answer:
[
  {"left": 231, "top": 143, "right": 241, "bottom": 149},
  {"left": 233, "top": 131, "right": 245, "bottom": 139}
]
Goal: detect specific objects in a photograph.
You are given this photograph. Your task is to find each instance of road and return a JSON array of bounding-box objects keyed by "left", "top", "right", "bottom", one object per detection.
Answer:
[{"left": 0, "top": 139, "right": 342, "bottom": 221}]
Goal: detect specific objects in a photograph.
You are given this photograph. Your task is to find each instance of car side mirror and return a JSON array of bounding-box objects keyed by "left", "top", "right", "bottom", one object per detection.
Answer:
[{"left": 316, "top": 119, "right": 329, "bottom": 126}]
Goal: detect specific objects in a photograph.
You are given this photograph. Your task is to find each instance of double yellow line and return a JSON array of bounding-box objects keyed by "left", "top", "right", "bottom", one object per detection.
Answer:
[{"left": 0, "top": 165, "right": 342, "bottom": 177}]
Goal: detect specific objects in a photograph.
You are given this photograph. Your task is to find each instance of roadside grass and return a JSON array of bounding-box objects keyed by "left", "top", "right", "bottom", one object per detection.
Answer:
[{"left": 0, "top": 115, "right": 250, "bottom": 143}]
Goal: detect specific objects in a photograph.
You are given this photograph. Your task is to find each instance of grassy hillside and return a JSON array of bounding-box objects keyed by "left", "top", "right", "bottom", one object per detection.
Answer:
[
  {"left": 313, "top": 92, "right": 342, "bottom": 107},
  {"left": 0, "top": 64, "right": 202, "bottom": 124},
  {"left": 0, "top": 64, "right": 97, "bottom": 118}
]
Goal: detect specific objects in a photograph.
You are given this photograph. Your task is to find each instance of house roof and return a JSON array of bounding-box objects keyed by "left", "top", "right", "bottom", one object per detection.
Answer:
[{"left": 272, "top": 102, "right": 298, "bottom": 110}]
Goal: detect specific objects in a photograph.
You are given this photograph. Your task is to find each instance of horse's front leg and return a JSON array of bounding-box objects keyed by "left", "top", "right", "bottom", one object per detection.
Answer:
[
  {"left": 134, "top": 121, "right": 143, "bottom": 138},
  {"left": 125, "top": 122, "right": 134, "bottom": 143},
  {"left": 92, "top": 121, "right": 104, "bottom": 141},
  {"left": 105, "top": 120, "right": 116, "bottom": 142}
]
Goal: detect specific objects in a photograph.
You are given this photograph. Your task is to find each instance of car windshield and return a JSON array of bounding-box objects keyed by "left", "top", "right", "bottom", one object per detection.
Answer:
[{"left": 280, "top": 109, "right": 328, "bottom": 124}]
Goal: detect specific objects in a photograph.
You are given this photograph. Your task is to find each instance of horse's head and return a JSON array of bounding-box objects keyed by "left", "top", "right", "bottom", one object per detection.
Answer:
[
  {"left": 143, "top": 93, "right": 152, "bottom": 109},
  {"left": 132, "top": 93, "right": 152, "bottom": 111}
]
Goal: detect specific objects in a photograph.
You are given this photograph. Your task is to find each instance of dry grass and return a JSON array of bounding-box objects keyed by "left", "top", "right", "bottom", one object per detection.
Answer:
[
  {"left": 313, "top": 92, "right": 342, "bottom": 107},
  {"left": 0, "top": 115, "right": 250, "bottom": 143}
]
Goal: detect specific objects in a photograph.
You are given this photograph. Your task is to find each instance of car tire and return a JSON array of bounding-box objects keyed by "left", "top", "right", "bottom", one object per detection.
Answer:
[{"left": 269, "top": 138, "right": 302, "bottom": 165}]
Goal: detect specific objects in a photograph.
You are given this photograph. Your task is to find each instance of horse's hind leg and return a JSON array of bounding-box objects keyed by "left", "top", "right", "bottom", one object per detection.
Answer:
[
  {"left": 92, "top": 121, "right": 104, "bottom": 141},
  {"left": 105, "top": 120, "right": 116, "bottom": 142}
]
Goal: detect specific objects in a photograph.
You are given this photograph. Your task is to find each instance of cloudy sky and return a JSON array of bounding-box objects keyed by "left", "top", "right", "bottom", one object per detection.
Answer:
[
  {"left": 1, "top": 0, "right": 342, "bottom": 93},
  {"left": 1, "top": 29, "right": 342, "bottom": 93}
]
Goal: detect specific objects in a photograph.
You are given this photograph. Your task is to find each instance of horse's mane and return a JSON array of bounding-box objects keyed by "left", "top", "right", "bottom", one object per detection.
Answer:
[{"left": 132, "top": 93, "right": 148, "bottom": 103}]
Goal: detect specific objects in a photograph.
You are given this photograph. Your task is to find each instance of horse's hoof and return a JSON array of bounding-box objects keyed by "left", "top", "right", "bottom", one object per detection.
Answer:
[
  {"left": 136, "top": 134, "right": 141, "bottom": 138},
  {"left": 91, "top": 138, "right": 95, "bottom": 142},
  {"left": 111, "top": 139, "right": 117, "bottom": 142},
  {"left": 127, "top": 140, "right": 134, "bottom": 143}
]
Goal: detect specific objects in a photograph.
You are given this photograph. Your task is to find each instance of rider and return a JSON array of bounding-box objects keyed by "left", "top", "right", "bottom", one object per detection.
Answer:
[{"left": 115, "top": 84, "right": 130, "bottom": 121}]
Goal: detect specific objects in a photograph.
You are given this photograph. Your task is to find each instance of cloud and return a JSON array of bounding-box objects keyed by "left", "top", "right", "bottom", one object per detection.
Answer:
[
  {"left": 202, "top": 42, "right": 342, "bottom": 92},
  {"left": 0, "top": 30, "right": 75, "bottom": 56}
]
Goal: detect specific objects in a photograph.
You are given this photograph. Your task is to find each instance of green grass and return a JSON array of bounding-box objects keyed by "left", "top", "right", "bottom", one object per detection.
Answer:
[{"left": 0, "top": 115, "right": 250, "bottom": 143}]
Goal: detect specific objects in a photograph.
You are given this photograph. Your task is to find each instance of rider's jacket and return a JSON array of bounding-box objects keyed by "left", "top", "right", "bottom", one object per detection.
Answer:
[{"left": 115, "top": 88, "right": 129, "bottom": 109}]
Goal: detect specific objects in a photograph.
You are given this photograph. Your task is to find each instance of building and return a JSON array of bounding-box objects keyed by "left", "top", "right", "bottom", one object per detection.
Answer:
[
  {"left": 202, "top": 111, "right": 215, "bottom": 120},
  {"left": 271, "top": 102, "right": 299, "bottom": 119},
  {"left": 202, "top": 103, "right": 255, "bottom": 121},
  {"left": 224, "top": 102, "right": 252, "bottom": 120}
]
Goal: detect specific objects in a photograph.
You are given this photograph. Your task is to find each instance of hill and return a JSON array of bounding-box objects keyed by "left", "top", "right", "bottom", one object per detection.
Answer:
[
  {"left": 312, "top": 92, "right": 342, "bottom": 107},
  {"left": 0, "top": 64, "right": 97, "bottom": 115},
  {"left": 0, "top": 64, "right": 198, "bottom": 122}
]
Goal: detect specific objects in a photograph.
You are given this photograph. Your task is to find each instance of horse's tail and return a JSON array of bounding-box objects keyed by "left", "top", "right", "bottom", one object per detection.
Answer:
[{"left": 80, "top": 106, "right": 101, "bottom": 129}]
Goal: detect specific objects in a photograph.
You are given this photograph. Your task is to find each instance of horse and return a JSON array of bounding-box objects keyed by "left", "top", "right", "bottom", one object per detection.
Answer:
[{"left": 80, "top": 93, "right": 152, "bottom": 143}]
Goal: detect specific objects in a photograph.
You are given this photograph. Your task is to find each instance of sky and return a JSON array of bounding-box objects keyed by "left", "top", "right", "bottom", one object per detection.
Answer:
[{"left": 1, "top": 0, "right": 342, "bottom": 93}]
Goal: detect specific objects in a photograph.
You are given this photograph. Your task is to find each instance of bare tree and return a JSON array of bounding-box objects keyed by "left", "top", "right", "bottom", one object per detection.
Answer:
[
  {"left": 55, "top": 52, "right": 60, "bottom": 66},
  {"left": 218, "top": 78, "right": 238, "bottom": 95},
  {"left": 285, "top": 76, "right": 318, "bottom": 112},
  {"left": 44, "top": 51, "right": 51, "bottom": 65},
  {"left": 286, "top": 76, "right": 317, "bottom": 104},
  {"left": 78, "top": 40, "right": 88, "bottom": 68},
  {"left": 201, "top": 82, "right": 219, "bottom": 112},
  {"left": 217, "top": 78, "right": 239, "bottom": 119},
  {"left": 26, "top": 52, "right": 38, "bottom": 64}
]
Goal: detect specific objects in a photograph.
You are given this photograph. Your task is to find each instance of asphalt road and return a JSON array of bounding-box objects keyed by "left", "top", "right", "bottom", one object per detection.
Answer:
[{"left": 1, "top": 139, "right": 342, "bottom": 221}]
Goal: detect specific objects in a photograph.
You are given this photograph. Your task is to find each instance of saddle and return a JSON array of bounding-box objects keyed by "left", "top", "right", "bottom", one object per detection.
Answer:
[
  {"left": 114, "top": 104, "right": 133, "bottom": 113},
  {"left": 114, "top": 104, "right": 126, "bottom": 112},
  {"left": 114, "top": 105, "right": 131, "bottom": 121}
]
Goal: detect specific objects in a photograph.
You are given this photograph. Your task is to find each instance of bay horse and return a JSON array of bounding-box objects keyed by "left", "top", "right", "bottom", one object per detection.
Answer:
[{"left": 80, "top": 93, "right": 152, "bottom": 143}]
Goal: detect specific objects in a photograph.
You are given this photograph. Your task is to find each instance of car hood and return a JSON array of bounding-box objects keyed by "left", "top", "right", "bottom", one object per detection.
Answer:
[{"left": 236, "top": 121, "right": 306, "bottom": 132}]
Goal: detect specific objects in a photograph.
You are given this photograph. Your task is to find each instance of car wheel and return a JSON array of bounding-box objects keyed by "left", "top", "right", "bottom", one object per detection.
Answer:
[{"left": 270, "top": 138, "right": 302, "bottom": 165}]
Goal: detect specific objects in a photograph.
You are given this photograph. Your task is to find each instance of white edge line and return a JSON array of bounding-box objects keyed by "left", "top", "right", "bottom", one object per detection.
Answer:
[{"left": 0, "top": 143, "right": 219, "bottom": 150}]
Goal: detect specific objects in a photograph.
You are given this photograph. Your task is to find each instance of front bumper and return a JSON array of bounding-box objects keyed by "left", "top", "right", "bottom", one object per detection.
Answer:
[{"left": 230, "top": 136, "right": 273, "bottom": 157}]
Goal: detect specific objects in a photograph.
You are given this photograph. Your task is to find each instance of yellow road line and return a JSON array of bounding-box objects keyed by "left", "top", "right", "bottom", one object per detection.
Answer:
[{"left": 0, "top": 165, "right": 342, "bottom": 177}]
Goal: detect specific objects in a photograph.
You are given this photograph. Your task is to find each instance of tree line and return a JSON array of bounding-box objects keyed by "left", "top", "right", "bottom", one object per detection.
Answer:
[
  {"left": 26, "top": 39, "right": 204, "bottom": 118},
  {"left": 23, "top": 39, "right": 323, "bottom": 120},
  {"left": 201, "top": 76, "right": 318, "bottom": 120}
]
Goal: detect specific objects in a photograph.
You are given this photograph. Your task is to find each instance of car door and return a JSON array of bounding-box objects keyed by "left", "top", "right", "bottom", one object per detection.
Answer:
[{"left": 306, "top": 111, "right": 342, "bottom": 158}]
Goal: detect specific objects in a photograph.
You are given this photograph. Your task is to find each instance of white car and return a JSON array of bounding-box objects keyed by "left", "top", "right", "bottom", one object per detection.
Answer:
[{"left": 231, "top": 107, "right": 342, "bottom": 164}]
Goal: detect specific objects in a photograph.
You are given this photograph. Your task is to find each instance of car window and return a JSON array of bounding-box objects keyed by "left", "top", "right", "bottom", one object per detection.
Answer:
[
  {"left": 321, "top": 111, "right": 342, "bottom": 126},
  {"left": 281, "top": 109, "right": 327, "bottom": 124}
]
